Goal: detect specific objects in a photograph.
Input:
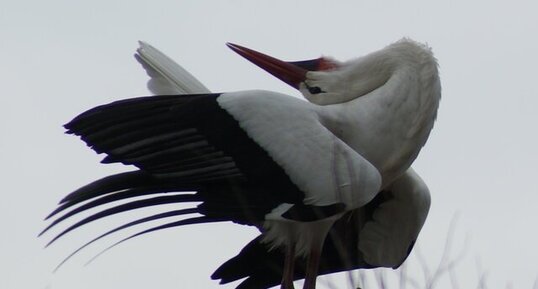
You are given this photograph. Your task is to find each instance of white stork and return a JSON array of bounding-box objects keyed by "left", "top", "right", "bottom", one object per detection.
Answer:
[{"left": 42, "top": 39, "right": 440, "bottom": 289}]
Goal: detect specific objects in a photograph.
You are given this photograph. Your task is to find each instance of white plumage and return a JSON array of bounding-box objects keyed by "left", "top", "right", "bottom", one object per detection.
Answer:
[
  {"left": 43, "top": 39, "right": 440, "bottom": 289},
  {"left": 136, "top": 41, "right": 210, "bottom": 94}
]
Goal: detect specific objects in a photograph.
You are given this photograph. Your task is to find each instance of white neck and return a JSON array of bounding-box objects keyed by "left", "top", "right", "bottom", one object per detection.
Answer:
[{"left": 315, "top": 39, "right": 441, "bottom": 186}]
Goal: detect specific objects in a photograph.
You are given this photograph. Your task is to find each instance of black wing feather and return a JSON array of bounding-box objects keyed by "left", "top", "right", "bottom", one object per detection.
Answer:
[
  {"left": 63, "top": 94, "right": 302, "bottom": 195},
  {"left": 53, "top": 208, "right": 198, "bottom": 272},
  {"left": 212, "top": 192, "right": 390, "bottom": 289},
  {"left": 44, "top": 93, "right": 304, "bottom": 258}
]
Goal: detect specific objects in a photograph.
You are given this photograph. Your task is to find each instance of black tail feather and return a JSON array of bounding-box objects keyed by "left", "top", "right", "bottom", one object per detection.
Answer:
[
  {"left": 85, "top": 216, "right": 228, "bottom": 266},
  {"left": 53, "top": 208, "right": 198, "bottom": 272},
  {"left": 45, "top": 194, "right": 200, "bottom": 247},
  {"left": 41, "top": 189, "right": 200, "bottom": 236},
  {"left": 59, "top": 171, "right": 153, "bottom": 205}
]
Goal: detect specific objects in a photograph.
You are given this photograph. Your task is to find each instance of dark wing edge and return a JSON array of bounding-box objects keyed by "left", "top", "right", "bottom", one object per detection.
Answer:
[{"left": 42, "top": 93, "right": 305, "bottom": 270}]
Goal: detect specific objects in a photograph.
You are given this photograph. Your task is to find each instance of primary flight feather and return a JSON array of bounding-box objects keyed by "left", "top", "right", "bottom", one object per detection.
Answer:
[{"left": 43, "top": 38, "right": 440, "bottom": 289}]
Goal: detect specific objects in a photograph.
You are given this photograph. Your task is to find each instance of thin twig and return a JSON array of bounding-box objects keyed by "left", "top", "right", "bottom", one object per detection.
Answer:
[
  {"left": 374, "top": 269, "right": 386, "bottom": 289},
  {"left": 448, "top": 263, "right": 460, "bottom": 289},
  {"left": 427, "top": 213, "right": 470, "bottom": 289},
  {"left": 399, "top": 261, "right": 407, "bottom": 289},
  {"left": 414, "top": 245, "right": 432, "bottom": 286},
  {"left": 346, "top": 268, "right": 357, "bottom": 289},
  {"left": 427, "top": 214, "right": 458, "bottom": 288},
  {"left": 319, "top": 273, "right": 337, "bottom": 289},
  {"left": 401, "top": 274, "right": 421, "bottom": 289},
  {"left": 475, "top": 256, "right": 488, "bottom": 289},
  {"left": 476, "top": 272, "right": 488, "bottom": 289},
  {"left": 358, "top": 269, "right": 368, "bottom": 289}
]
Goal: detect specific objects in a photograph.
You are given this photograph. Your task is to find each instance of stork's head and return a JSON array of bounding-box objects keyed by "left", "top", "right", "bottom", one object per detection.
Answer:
[{"left": 227, "top": 43, "right": 395, "bottom": 105}]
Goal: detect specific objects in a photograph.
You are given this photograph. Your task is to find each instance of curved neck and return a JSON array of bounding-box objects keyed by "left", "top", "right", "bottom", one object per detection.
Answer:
[{"left": 316, "top": 43, "right": 441, "bottom": 185}]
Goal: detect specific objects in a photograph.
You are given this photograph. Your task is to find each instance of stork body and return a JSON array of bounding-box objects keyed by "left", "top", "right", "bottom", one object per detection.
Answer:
[{"left": 43, "top": 39, "right": 440, "bottom": 289}]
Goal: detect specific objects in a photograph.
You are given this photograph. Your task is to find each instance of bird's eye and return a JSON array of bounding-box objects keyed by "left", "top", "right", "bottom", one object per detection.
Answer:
[
  {"left": 308, "top": 86, "right": 322, "bottom": 94},
  {"left": 305, "top": 84, "right": 324, "bottom": 95}
]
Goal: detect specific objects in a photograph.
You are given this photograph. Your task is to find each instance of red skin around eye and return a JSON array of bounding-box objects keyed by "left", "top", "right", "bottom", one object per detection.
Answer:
[{"left": 318, "top": 57, "right": 339, "bottom": 71}]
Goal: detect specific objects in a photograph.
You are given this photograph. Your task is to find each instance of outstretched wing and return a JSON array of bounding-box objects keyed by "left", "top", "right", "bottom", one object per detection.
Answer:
[
  {"left": 42, "top": 93, "right": 305, "bottom": 248},
  {"left": 42, "top": 90, "right": 382, "bottom": 276}
]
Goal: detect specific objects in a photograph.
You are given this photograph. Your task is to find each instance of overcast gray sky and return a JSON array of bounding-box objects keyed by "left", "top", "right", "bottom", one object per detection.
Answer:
[{"left": 1, "top": 1, "right": 537, "bottom": 288}]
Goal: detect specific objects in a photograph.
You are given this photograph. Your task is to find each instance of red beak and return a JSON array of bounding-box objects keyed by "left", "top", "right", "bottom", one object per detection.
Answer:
[{"left": 226, "top": 43, "right": 310, "bottom": 89}]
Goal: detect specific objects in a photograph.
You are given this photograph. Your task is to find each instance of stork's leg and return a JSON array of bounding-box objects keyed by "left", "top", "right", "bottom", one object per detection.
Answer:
[
  {"left": 301, "top": 215, "right": 341, "bottom": 289},
  {"left": 302, "top": 247, "right": 322, "bottom": 289},
  {"left": 281, "top": 245, "right": 296, "bottom": 289}
]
